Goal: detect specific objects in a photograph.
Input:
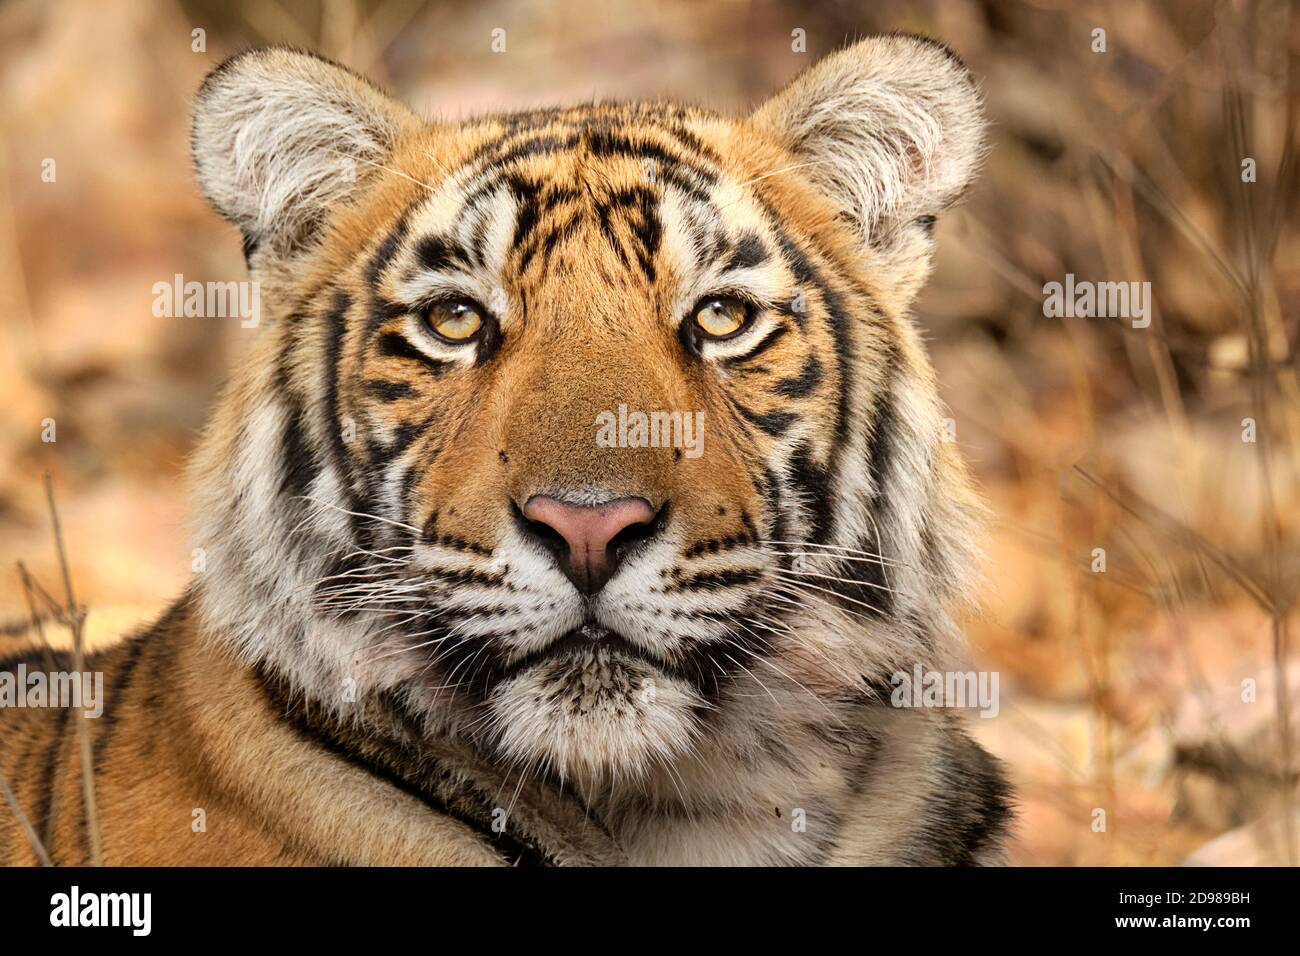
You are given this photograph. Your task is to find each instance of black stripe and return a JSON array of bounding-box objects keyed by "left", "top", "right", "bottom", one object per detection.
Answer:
[
  {"left": 764, "top": 213, "right": 856, "bottom": 531},
  {"left": 506, "top": 174, "right": 544, "bottom": 252},
  {"left": 323, "top": 291, "right": 355, "bottom": 480},
  {"left": 0, "top": 644, "right": 71, "bottom": 671},
  {"left": 138, "top": 599, "right": 184, "bottom": 756},
  {"left": 364, "top": 213, "right": 413, "bottom": 335},
  {"left": 415, "top": 234, "right": 471, "bottom": 273},
  {"left": 719, "top": 324, "right": 789, "bottom": 367},
  {"left": 767, "top": 221, "right": 856, "bottom": 460},
  {"left": 518, "top": 209, "right": 582, "bottom": 274},
  {"left": 593, "top": 198, "right": 632, "bottom": 270},
  {"left": 723, "top": 232, "right": 770, "bottom": 272},
  {"left": 366, "top": 215, "right": 411, "bottom": 286},
  {"left": 629, "top": 189, "right": 661, "bottom": 282},
  {"left": 583, "top": 128, "right": 718, "bottom": 194},
  {"left": 658, "top": 119, "right": 725, "bottom": 166},
  {"left": 542, "top": 209, "right": 583, "bottom": 255},
  {"left": 786, "top": 441, "right": 834, "bottom": 544},
  {"left": 252, "top": 665, "right": 553, "bottom": 865},
  {"left": 826, "top": 534, "right": 893, "bottom": 618},
  {"left": 670, "top": 567, "right": 764, "bottom": 591},
  {"left": 760, "top": 466, "right": 793, "bottom": 570},
  {"left": 469, "top": 131, "right": 582, "bottom": 175},
  {"left": 735, "top": 402, "right": 798, "bottom": 437},
  {"left": 866, "top": 350, "right": 899, "bottom": 504},
  {"left": 908, "top": 728, "right": 1012, "bottom": 865},
  {"left": 540, "top": 184, "right": 581, "bottom": 211},
  {"left": 431, "top": 565, "right": 505, "bottom": 587},
  {"left": 591, "top": 185, "right": 662, "bottom": 282},
  {"left": 396, "top": 464, "right": 426, "bottom": 533},
  {"left": 279, "top": 395, "right": 320, "bottom": 499},
  {"left": 771, "top": 232, "right": 814, "bottom": 328},
  {"left": 376, "top": 332, "right": 452, "bottom": 375},
  {"left": 365, "top": 296, "right": 409, "bottom": 335},
  {"left": 467, "top": 204, "right": 492, "bottom": 267},
  {"left": 376, "top": 414, "right": 435, "bottom": 463},
  {"left": 362, "top": 379, "right": 416, "bottom": 402},
  {"left": 92, "top": 635, "right": 147, "bottom": 769},
  {"left": 774, "top": 354, "right": 823, "bottom": 398},
  {"left": 273, "top": 313, "right": 321, "bottom": 515},
  {"left": 37, "top": 705, "right": 70, "bottom": 860}
]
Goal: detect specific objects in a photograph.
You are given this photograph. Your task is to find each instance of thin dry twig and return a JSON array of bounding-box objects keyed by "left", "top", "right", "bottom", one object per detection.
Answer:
[
  {"left": 16, "top": 562, "right": 58, "bottom": 674},
  {"left": 0, "top": 768, "right": 52, "bottom": 866},
  {"left": 42, "top": 473, "right": 104, "bottom": 867}
]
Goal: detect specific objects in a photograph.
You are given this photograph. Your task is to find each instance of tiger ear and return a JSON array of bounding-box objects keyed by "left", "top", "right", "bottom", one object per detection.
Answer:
[
  {"left": 192, "top": 47, "right": 420, "bottom": 256},
  {"left": 752, "top": 34, "right": 985, "bottom": 250}
]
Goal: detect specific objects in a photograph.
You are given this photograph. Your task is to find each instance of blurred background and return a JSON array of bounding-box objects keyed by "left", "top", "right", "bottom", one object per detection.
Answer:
[{"left": 1, "top": 0, "right": 1297, "bottom": 865}]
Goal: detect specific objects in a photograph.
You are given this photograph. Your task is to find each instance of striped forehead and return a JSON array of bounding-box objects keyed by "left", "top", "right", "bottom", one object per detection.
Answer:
[
  {"left": 392, "top": 175, "right": 517, "bottom": 311},
  {"left": 376, "top": 111, "right": 790, "bottom": 320}
]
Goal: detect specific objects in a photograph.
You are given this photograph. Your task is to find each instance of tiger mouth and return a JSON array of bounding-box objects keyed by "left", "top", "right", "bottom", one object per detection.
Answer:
[{"left": 505, "top": 622, "right": 662, "bottom": 673}]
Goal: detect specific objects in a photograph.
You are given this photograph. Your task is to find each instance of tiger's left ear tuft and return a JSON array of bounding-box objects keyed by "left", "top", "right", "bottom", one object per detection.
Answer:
[
  {"left": 752, "top": 34, "right": 986, "bottom": 247},
  {"left": 192, "top": 47, "right": 420, "bottom": 256}
]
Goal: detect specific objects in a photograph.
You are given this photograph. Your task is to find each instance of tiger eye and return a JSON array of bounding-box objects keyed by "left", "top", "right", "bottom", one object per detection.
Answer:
[
  {"left": 427, "top": 301, "right": 483, "bottom": 342},
  {"left": 693, "top": 298, "right": 749, "bottom": 339}
]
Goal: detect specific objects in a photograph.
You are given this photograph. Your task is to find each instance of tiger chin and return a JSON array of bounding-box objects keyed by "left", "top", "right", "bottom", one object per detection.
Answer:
[{"left": 0, "top": 36, "right": 1011, "bottom": 866}]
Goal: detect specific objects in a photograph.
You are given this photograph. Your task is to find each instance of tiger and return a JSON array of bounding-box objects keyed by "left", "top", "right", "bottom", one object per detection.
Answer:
[{"left": 1, "top": 35, "right": 1011, "bottom": 866}]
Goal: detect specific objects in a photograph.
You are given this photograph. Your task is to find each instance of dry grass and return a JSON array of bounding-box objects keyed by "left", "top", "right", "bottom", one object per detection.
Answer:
[
  {"left": 0, "top": 0, "right": 1296, "bottom": 865},
  {"left": 3, "top": 477, "right": 102, "bottom": 866}
]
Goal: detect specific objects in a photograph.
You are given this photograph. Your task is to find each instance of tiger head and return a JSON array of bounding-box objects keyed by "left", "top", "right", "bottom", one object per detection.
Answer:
[{"left": 189, "top": 37, "right": 986, "bottom": 792}]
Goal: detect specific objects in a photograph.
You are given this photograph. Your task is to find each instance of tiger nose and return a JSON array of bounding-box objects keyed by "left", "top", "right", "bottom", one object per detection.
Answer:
[{"left": 520, "top": 495, "right": 658, "bottom": 595}]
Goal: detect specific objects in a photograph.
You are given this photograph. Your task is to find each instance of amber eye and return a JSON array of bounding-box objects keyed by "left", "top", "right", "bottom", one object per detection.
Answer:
[
  {"left": 692, "top": 297, "right": 750, "bottom": 339},
  {"left": 425, "top": 300, "right": 484, "bottom": 342}
]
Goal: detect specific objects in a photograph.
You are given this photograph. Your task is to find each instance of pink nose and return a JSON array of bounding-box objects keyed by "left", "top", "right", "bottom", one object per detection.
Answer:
[{"left": 521, "top": 496, "right": 656, "bottom": 594}]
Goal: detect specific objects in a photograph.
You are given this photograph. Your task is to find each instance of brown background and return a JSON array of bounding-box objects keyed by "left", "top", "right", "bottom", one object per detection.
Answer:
[{"left": 1, "top": 0, "right": 1297, "bottom": 865}]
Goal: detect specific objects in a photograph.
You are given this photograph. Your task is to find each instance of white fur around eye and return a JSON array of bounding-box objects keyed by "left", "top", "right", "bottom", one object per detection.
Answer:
[
  {"left": 401, "top": 313, "right": 480, "bottom": 364},
  {"left": 696, "top": 311, "right": 782, "bottom": 363}
]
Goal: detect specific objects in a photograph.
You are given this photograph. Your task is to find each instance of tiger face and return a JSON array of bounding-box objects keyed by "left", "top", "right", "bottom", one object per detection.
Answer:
[{"left": 190, "top": 37, "right": 987, "bottom": 791}]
